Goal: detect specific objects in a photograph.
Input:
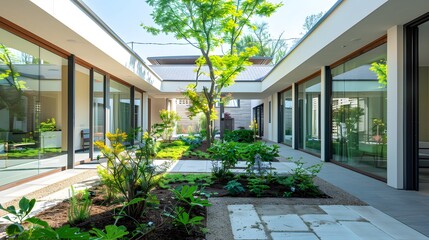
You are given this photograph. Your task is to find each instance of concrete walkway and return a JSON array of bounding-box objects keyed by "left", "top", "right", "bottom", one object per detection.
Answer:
[
  {"left": 1, "top": 144, "right": 429, "bottom": 239},
  {"left": 228, "top": 204, "right": 428, "bottom": 240},
  {"left": 267, "top": 143, "right": 429, "bottom": 237}
]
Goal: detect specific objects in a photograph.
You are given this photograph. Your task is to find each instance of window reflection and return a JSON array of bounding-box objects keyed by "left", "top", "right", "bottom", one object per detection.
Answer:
[{"left": 331, "top": 43, "right": 387, "bottom": 179}]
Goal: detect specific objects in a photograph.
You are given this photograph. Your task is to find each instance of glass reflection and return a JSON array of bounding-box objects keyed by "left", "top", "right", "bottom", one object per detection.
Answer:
[{"left": 331, "top": 44, "right": 387, "bottom": 179}]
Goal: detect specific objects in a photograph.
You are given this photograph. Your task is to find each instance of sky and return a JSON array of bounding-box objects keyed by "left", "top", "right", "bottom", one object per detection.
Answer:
[{"left": 81, "top": 0, "right": 338, "bottom": 61}]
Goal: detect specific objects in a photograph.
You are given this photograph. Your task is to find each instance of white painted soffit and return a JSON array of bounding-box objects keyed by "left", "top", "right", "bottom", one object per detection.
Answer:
[
  {"left": 262, "top": 0, "right": 429, "bottom": 95},
  {"left": 1, "top": 0, "right": 162, "bottom": 92}
]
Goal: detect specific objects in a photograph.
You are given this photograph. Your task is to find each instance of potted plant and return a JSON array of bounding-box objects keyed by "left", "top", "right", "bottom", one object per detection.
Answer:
[{"left": 39, "top": 118, "right": 62, "bottom": 149}]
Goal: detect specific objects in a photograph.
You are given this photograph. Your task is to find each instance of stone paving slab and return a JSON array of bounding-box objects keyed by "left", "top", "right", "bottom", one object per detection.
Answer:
[
  {"left": 340, "top": 221, "right": 395, "bottom": 240},
  {"left": 320, "top": 205, "right": 363, "bottom": 221},
  {"left": 229, "top": 204, "right": 429, "bottom": 240},
  {"left": 261, "top": 215, "right": 309, "bottom": 231},
  {"left": 228, "top": 204, "right": 267, "bottom": 240},
  {"left": 347, "top": 206, "right": 429, "bottom": 240},
  {"left": 271, "top": 232, "right": 319, "bottom": 240},
  {"left": 301, "top": 214, "right": 360, "bottom": 240}
]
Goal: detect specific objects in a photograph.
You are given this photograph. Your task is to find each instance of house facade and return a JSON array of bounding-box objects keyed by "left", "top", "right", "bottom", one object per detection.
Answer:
[{"left": 1, "top": 0, "right": 429, "bottom": 191}]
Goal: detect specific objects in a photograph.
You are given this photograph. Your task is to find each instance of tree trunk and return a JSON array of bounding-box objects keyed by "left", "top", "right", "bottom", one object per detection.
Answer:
[
  {"left": 205, "top": 112, "right": 212, "bottom": 147},
  {"left": 9, "top": 112, "right": 14, "bottom": 132}
]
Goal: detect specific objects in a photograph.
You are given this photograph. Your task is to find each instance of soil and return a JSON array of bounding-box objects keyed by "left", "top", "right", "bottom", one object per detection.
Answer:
[{"left": 35, "top": 185, "right": 206, "bottom": 240}]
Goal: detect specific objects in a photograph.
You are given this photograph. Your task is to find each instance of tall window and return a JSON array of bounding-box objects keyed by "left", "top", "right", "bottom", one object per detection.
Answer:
[
  {"left": 297, "top": 76, "right": 321, "bottom": 155},
  {"left": 93, "top": 72, "right": 105, "bottom": 154},
  {"left": 110, "top": 80, "right": 131, "bottom": 134},
  {"left": 75, "top": 64, "right": 90, "bottom": 158},
  {"left": 281, "top": 89, "right": 293, "bottom": 146},
  {"left": 331, "top": 43, "right": 387, "bottom": 179},
  {"left": 0, "top": 28, "right": 67, "bottom": 186}
]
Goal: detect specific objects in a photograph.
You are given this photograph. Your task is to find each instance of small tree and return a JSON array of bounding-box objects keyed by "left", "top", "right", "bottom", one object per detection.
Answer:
[
  {"left": 157, "top": 109, "right": 181, "bottom": 142},
  {"left": 143, "top": 0, "right": 281, "bottom": 147}
]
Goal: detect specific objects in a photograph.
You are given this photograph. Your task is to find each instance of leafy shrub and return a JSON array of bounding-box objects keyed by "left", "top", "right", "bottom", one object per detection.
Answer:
[
  {"left": 177, "top": 135, "right": 203, "bottom": 147},
  {"left": 167, "top": 185, "right": 211, "bottom": 234},
  {"left": 224, "top": 129, "right": 254, "bottom": 143},
  {"left": 95, "top": 129, "right": 170, "bottom": 218},
  {"left": 208, "top": 141, "right": 240, "bottom": 179},
  {"left": 68, "top": 186, "right": 92, "bottom": 224},
  {"left": 39, "top": 118, "right": 57, "bottom": 132},
  {"left": 247, "top": 177, "right": 270, "bottom": 197},
  {"left": 239, "top": 142, "right": 279, "bottom": 163},
  {"left": 277, "top": 159, "right": 323, "bottom": 197},
  {"left": 224, "top": 180, "right": 245, "bottom": 195}
]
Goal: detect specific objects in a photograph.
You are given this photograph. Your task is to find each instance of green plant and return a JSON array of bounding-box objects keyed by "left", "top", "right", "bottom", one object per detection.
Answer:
[
  {"left": 68, "top": 186, "right": 92, "bottom": 224},
  {"left": 224, "top": 180, "right": 245, "bottom": 195},
  {"left": 39, "top": 118, "right": 57, "bottom": 132},
  {"left": 94, "top": 129, "right": 170, "bottom": 218},
  {"left": 278, "top": 159, "right": 323, "bottom": 197},
  {"left": 0, "top": 197, "right": 91, "bottom": 239},
  {"left": 153, "top": 109, "right": 181, "bottom": 142},
  {"left": 208, "top": 141, "right": 240, "bottom": 179},
  {"left": 167, "top": 185, "right": 211, "bottom": 234},
  {"left": 247, "top": 177, "right": 270, "bottom": 197},
  {"left": 249, "top": 119, "right": 258, "bottom": 142},
  {"left": 224, "top": 129, "right": 254, "bottom": 143},
  {"left": 169, "top": 206, "right": 204, "bottom": 235},
  {"left": 178, "top": 135, "right": 203, "bottom": 147},
  {"left": 156, "top": 144, "right": 189, "bottom": 160},
  {"left": 238, "top": 142, "right": 279, "bottom": 171},
  {"left": 89, "top": 225, "right": 129, "bottom": 239}
]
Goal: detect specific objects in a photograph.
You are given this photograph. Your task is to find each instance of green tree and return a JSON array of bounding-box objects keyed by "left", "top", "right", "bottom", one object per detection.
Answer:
[
  {"left": 157, "top": 109, "right": 181, "bottom": 142},
  {"left": 0, "top": 44, "right": 25, "bottom": 132},
  {"left": 143, "top": 0, "right": 281, "bottom": 146},
  {"left": 369, "top": 60, "right": 387, "bottom": 87},
  {"left": 236, "top": 22, "right": 288, "bottom": 64}
]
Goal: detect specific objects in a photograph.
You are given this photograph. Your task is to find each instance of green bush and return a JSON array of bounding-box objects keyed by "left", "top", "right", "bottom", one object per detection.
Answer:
[
  {"left": 224, "top": 129, "right": 254, "bottom": 143},
  {"left": 239, "top": 142, "right": 279, "bottom": 163},
  {"left": 224, "top": 180, "right": 245, "bottom": 195},
  {"left": 208, "top": 141, "right": 240, "bottom": 179}
]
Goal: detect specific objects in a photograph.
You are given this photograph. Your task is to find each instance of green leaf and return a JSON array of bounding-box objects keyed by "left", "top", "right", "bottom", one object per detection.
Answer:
[
  {"left": 6, "top": 223, "right": 23, "bottom": 236},
  {"left": 55, "top": 225, "right": 91, "bottom": 239},
  {"left": 25, "top": 217, "right": 50, "bottom": 228},
  {"left": 18, "top": 197, "right": 30, "bottom": 213}
]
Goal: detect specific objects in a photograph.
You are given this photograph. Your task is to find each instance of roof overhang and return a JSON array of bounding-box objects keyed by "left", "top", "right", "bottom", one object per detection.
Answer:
[{"left": 262, "top": 0, "right": 429, "bottom": 96}]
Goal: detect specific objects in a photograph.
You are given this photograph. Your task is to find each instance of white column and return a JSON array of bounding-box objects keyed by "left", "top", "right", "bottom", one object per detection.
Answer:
[
  {"left": 387, "top": 25, "right": 404, "bottom": 189},
  {"left": 142, "top": 92, "right": 149, "bottom": 132},
  {"left": 272, "top": 93, "right": 279, "bottom": 143},
  {"left": 291, "top": 83, "right": 297, "bottom": 149},
  {"left": 320, "top": 67, "right": 328, "bottom": 162}
]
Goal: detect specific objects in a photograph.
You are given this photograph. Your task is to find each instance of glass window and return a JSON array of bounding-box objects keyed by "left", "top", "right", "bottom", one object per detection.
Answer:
[
  {"left": 331, "top": 43, "right": 387, "bottom": 179},
  {"left": 110, "top": 80, "right": 131, "bottom": 134},
  {"left": 134, "top": 91, "right": 142, "bottom": 140},
  {"left": 75, "top": 64, "right": 90, "bottom": 160},
  {"left": 93, "top": 72, "right": 105, "bottom": 149},
  {"left": 297, "top": 76, "right": 321, "bottom": 155},
  {"left": 0, "top": 28, "right": 67, "bottom": 187},
  {"left": 281, "top": 89, "right": 293, "bottom": 146}
]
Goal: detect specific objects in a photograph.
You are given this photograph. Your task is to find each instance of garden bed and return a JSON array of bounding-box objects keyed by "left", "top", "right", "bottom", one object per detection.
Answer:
[{"left": 33, "top": 184, "right": 207, "bottom": 240}]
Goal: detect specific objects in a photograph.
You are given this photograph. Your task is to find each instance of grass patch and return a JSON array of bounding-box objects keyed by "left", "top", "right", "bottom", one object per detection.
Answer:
[
  {"left": 159, "top": 173, "right": 213, "bottom": 189},
  {"left": 156, "top": 145, "right": 190, "bottom": 160}
]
